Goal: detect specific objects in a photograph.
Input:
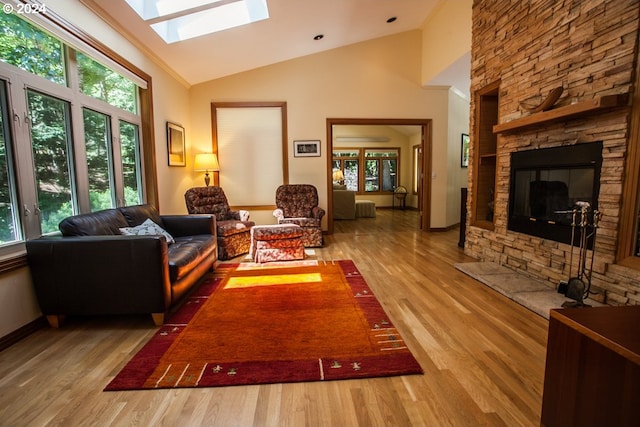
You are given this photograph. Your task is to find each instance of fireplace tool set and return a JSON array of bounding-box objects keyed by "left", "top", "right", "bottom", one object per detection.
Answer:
[{"left": 557, "top": 201, "right": 602, "bottom": 307}]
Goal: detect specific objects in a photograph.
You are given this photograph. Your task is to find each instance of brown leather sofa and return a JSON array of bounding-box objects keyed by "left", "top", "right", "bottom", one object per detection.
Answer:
[{"left": 25, "top": 204, "right": 217, "bottom": 327}]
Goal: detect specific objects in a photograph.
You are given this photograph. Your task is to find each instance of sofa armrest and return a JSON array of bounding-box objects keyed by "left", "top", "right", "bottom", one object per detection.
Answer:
[
  {"left": 161, "top": 214, "right": 216, "bottom": 237},
  {"left": 26, "top": 235, "right": 172, "bottom": 316}
]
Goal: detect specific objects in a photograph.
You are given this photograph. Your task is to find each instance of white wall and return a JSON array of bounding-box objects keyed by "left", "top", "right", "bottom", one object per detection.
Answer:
[
  {"left": 420, "top": 0, "right": 473, "bottom": 86},
  {"left": 187, "top": 31, "right": 459, "bottom": 228},
  {"left": 444, "top": 89, "right": 471, "bottom": 226}
]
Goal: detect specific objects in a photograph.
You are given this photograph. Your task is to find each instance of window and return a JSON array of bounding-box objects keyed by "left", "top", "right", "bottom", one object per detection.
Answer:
[
  {"left": 27, "top": 90, "right": 75, "bottom": 233},
  {"left": 83, "top": 109, "right": 114, "bottom": 211},
  {"left": 119, "top": 121, "right": 143, "bottom": 206},
  {"left": 332, "top": 148, "right": 400, "bottom": 194},
  {"left": 0, "top": 12, "right": 65, "bottom": 85},
  {"left": 77, "top": 52, "right": 137, "bottom": 113},
  {"left": 0, "top": 11, "right": 149, "bottom": 251},
  {"left": 212, "top": 102, "right": 288, "bottom": 206},
  {"left": 0, "top": 80, "right": 19, "bottom": 244},
  {"left": 332, "top": 150, "right": 359, "bottom": 191},
  {"left": 365, "top": 149, "right": 398, "bottom": 192}
]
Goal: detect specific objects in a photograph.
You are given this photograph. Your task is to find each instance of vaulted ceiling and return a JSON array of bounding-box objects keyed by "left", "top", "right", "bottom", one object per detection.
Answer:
[{"left": 80, "top": 0, "right": 470, "bottom": 97}]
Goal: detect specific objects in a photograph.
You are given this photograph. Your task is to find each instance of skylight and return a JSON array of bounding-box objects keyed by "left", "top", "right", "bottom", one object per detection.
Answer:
[{"left": 124, "top": 0, "right": 270, "bottom": 44}]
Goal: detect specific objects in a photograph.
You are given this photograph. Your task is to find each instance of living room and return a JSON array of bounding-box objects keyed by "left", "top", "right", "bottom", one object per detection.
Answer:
[
  {"left": 0, "top": 0, "right": 473, "bottom": 339},
  {"left": 1, "top": 0, "right": 639, "bottom": 425}
]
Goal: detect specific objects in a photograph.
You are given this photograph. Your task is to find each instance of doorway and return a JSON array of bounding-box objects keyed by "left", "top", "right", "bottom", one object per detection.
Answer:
[{"left": 326, "top": 118, "right": 432, "bottom": 234}]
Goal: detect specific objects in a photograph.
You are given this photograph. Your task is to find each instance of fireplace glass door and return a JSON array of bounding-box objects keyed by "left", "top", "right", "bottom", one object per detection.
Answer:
[
  {"left": 512, "top": 167, "right": 595, "bottom": 226},
  {"left": 508, "top": 141, "right": 602, "bottom": 246}
]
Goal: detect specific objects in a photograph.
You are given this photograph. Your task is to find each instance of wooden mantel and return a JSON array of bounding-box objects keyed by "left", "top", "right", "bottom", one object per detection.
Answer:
[{"left": 493, "top": 94, "right": 629, "bottom": 134}]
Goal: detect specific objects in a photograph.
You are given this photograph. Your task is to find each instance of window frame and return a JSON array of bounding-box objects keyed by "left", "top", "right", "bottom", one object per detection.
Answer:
[{"left": 332, "top": 147, "right": 400, "bottom": 195}]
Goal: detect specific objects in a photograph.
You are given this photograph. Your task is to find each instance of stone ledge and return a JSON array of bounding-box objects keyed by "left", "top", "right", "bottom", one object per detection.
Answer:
[{"left": 455, "top": 262, "right": 605, "bottom": 319}]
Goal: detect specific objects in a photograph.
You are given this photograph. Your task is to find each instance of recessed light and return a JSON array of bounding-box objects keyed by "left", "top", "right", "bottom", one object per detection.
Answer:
[
  {"left": 314, "top": 34, "right": 324, "bottom": 40},
  {"left": 387, "top": 16, "right": 397, "bottom": 23}
]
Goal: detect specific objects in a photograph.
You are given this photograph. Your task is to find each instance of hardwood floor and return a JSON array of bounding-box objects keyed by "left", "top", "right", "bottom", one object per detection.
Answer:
[{"left": 0, "top": 209, "right": 549, "bottom": 426}]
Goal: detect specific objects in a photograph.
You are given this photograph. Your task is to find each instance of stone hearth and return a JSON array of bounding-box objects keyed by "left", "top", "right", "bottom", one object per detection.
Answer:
[{"left": 455, "top": 262, "right": 604, "bottom": 319}]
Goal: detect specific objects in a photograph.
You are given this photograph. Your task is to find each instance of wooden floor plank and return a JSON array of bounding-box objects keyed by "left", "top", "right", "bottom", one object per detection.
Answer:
[{"left": 0, "top": 209, "right": 548, "bottom": 426}]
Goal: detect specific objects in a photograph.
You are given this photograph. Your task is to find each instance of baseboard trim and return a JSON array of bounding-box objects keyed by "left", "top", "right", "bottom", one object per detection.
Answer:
[
  {"left": 430, "top": 223, "right": 460, "bottom": 232},
  {"left": 0, "top": 316, "right": 47, "bottom": 352}
]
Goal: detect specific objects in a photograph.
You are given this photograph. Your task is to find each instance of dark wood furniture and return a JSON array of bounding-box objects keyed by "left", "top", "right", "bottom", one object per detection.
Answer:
[{"left": 541, "top": 306, "right": 640, "bottom": 427}]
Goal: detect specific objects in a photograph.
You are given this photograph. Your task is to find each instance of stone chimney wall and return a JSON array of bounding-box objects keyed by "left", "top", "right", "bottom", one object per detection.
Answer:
[{"left": 466, "top": 0, "right": 640, "bottom": 304}]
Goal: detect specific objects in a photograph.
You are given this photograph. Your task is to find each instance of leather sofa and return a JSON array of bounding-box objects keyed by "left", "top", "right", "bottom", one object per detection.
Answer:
[{"left": 25, "top": 204, "right": 217, "bottom": 327}]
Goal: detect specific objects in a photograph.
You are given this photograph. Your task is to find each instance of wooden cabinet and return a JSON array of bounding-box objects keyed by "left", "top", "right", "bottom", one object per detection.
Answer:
[
  {"left": 541, "top": 306, "right": 640, "bottom": 427},
  {"left": 471, "top": 81, "right": 500, "bottom": 229}
]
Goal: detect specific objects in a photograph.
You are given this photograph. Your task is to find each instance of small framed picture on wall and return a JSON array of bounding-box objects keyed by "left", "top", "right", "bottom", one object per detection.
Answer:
[
  {"left": 461, "top": 133, "right": 470, "bottom": 168},
  {"left": 167, "top": 122, "right": 186, "bottom": 167},
  {"left": 294, "top": 140, "right": 321, "bottom": 157}
]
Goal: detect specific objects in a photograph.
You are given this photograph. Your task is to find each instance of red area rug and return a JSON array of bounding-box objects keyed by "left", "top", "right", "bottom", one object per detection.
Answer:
[{"left": 105, "top": 260, "right": 422, "bottom": 390}]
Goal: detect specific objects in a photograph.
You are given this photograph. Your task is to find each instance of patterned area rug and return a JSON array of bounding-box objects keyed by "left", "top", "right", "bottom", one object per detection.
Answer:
[{"left": 105, "top": 260, "right": 422, "bottom": 390}]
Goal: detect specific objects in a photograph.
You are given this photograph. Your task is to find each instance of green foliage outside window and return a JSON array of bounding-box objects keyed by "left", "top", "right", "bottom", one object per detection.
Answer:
[
  {"left": 0, "top": 13, "right": 65, "bottom": 85},
  {"left": 120, "top": 121, "right": 142, "bottom": 205},
  {"left": 28, "top": 91, "right": 74, "bottom": 234},
  {"left": 77, "top": 52, "right": 137, "bottom": 113}
]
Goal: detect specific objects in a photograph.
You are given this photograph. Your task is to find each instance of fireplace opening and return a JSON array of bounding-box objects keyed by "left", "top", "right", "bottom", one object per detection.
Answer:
[{"left": 508, "top": 141, "right": 602, "bottom": 247}]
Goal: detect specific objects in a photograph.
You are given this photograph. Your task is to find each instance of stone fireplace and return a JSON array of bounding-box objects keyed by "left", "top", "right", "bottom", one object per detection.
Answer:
[{"left": 465, "top": 1, "right": 640, "bottom": 305}]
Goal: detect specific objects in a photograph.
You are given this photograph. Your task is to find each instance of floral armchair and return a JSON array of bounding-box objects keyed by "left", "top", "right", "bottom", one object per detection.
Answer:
[
  {"left": 185, "top": 187, "right": 255, "bottom": 260},
  {"left": 273, "top": 184, "right": 325, "bottom": 247}
]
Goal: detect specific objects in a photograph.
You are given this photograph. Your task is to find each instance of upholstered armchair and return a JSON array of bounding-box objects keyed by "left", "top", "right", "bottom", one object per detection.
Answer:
[
  {"left": 185, "top": 187, "right": 255, "bottom": 260},
  {"left": 273, "top": 184, "right": 325, "bottom": 247}
]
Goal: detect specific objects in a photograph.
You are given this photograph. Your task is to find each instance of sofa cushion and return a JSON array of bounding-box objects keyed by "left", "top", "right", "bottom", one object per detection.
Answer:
[
  {"left": 59, "top": 209, "right": 129, "bottom": 236},
  {"left": 120, "top": 219, "right": 175, "bottom": 244},
  {"left": 167, "top": 235, "right": 217, "bottom": 282},
  {"left": 118, "top": 204, "right": 163, "bottom": 227}
]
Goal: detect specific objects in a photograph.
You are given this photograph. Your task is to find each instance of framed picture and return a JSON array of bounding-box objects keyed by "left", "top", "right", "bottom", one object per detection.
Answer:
[
  {"left": 461, "top": 133, "right": 470, "bottom": 167},
  {"left": 294, "top": 140, "right": 321, "bottom": 157},
  {"left": 167, "top": 122, "right": 186, "bottom": 166}
]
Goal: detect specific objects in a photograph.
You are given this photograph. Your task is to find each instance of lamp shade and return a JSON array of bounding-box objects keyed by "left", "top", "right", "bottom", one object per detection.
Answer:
[
  {"left": 194, "top": 153, "right": 220, "bottom": 172},
  {"left": 332, "top": 169, "right": 344, "bottom": 181}
]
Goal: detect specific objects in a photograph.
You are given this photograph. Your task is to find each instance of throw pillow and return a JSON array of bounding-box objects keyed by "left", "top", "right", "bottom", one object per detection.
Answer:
[{"left": 120, "top": 218, "right": 175, "bottom": 244}]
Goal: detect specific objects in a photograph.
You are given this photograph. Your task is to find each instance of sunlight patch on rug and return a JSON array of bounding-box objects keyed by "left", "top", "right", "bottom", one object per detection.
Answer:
[{"left": 224, "top": 272, "right": 322, "bottom": 289}]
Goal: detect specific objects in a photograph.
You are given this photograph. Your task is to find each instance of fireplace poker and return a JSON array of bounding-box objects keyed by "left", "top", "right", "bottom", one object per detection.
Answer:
[
  {"left": 557, "top": 208, "right": 578, "bottom": 295},
  {"left": 562, "top": 202, "right": 592, "bottom": 307}
]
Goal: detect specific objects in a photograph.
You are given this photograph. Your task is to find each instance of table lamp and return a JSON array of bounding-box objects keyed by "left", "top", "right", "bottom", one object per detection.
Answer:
[
  {"left": 194, "top": 153, "right": 220, "bottom": 186},
  {"left": 332, "top": 169, "right": 344, "bottom": 184}
]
